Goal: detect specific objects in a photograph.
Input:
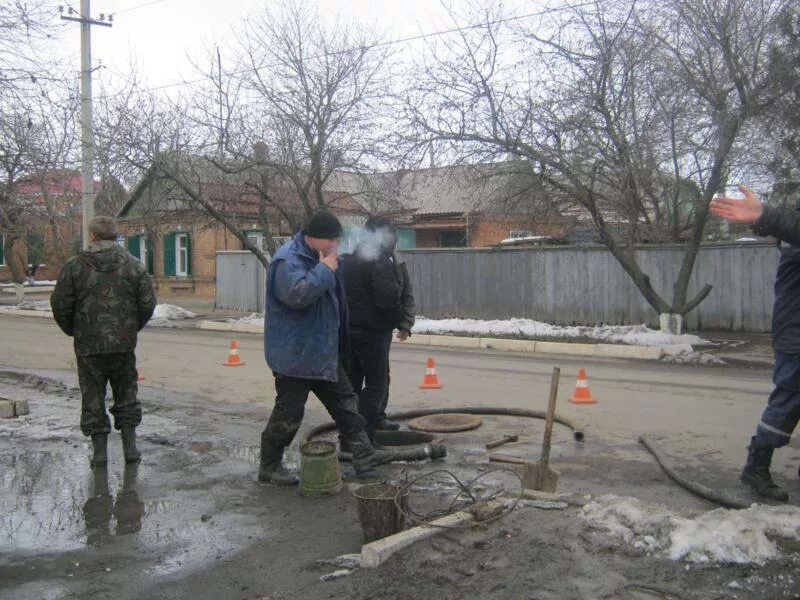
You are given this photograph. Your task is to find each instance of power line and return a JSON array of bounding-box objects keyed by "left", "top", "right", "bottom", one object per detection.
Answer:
[
  {"left": 113, "top": 0, "right": 171, "bottom": 16},
  {"left": 97, "top": 0, "right": 601, "bottom": 100}
]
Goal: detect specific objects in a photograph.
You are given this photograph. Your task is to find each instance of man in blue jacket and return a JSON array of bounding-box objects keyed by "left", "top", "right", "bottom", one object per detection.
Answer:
[
  {"left": 260, "top": 211, "right": 395, "bottom": 485},
  {"left": 713, "top": 185, "right": 800, "bottom": 501}
]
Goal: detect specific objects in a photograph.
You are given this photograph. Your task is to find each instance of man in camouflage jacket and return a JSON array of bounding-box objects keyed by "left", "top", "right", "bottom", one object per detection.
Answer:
[{"left": 51, "top": 216, "right": 157, "bottom": 468}]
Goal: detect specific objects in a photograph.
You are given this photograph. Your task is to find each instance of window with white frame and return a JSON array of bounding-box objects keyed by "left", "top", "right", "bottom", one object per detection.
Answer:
[
  {"left": 176, "top": 233, "right": 189, "bottom": 276},
  {"left": 139, "top": 236, "right": 149, "bottom": 271},
  {"left": 245, "top": 230, "right": 265, "bottom": 251}
]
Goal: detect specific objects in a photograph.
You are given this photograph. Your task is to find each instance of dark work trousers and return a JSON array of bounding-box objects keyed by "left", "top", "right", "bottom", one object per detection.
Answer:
[
  {"left": 77, "top": 352, "right": 141, "bottom": 437},
  {"left": 754, "top": 351, "right": 800, "bottom": 448},
  {"left": 346, "top": 329, "right": 392, "bottom": 440},
  {"left": 378, "top": 332, "right": 394, "bottom": 423},
  {"left": 261, "top": 360, "right": 367, "bottom": 462}
]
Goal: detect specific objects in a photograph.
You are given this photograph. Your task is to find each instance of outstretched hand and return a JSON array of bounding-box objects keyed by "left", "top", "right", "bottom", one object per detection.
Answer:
[{"left": 710, "top": 185, "right": 764, "bottom": 224}]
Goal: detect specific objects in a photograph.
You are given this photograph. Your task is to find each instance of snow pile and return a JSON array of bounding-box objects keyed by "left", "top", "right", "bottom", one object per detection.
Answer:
[
  {"left": 581, "top": 495, "right": 800, "bottom": 565},
  {"left": 413, "top": 318, "right": 706, "bottom": 347},
  {"left": 224, "top": 314, "right": 706, "bottom": 347},
  {"left": 0, "top": 280, "right": 57, "bottom": 287},
  {"left": 661, "top": 350, "right": 726, "bottom": 366},
  {"left": 14, "top": 300, "right": 52, "bottom": 311},
  {"left": 147, "top": 304, "right": 197, "bottom": 328},
  {"left": 229, "top": 312, "right": 265, "bottom": 325}
]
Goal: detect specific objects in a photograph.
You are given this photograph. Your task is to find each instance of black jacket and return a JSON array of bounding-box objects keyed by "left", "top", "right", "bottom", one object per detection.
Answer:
[
  {"left": 753, "top": 206, "right": 800, "bottom": 246},
  {"left": 396, "top": 260, "right": 415, "bottom": 333},
  {"left": 769, "top": 202, "right": 800, "bottom": 354},
  {"left": 342, "top": 248, "right": 403, "bottom": 332}
]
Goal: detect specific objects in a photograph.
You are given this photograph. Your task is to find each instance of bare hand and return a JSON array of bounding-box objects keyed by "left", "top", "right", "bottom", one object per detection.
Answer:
[
  {"left": 319, "top": 250, "right": 338, "bottom": 272},
  {"left": 710, "top": 184, "right": 764, "bottom": 224},
  {"left": 396, "top": 329, "right": 411, "bottom": 341}
]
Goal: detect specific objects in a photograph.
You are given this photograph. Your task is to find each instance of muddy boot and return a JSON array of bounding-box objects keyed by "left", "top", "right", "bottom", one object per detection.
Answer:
[
  {"left": 258, "top": 443, "right": 298, "bottom": 486},
  {"left": 740, "top": 438, "right": 788, "bottom": 502},
  {"left": 121, "top": 426, "right": 141, "bottom": 464},
  {"left": 338, "top": 434, "right": 353, "bottom": 454},
  {"left": 376, "top": 419, "right": 400, "bottom": 431},
  {"left": 346, "top": 430, "right": 397, "bottom": 476},
  {"left": 90, "top": 434, "right": 108, "bottom": 468}
]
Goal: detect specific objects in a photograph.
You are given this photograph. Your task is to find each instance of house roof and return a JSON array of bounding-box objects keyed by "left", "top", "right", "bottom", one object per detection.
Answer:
[
  {"left": 327, "top": 161, "right": 550, "bottom": 217},
  {"left": 120, "top": 157, "right": 365, "bottom": 219},
  {"left": 121, "top": 156, "right": 553, "bottom": 223}
]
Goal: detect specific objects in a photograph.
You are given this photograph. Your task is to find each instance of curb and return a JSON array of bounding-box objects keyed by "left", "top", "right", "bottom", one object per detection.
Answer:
[
  {"left": 194, "top": 319, "right": 692, "bottom": 361},
  {"left": 0, "top": 308, "right": 693, "bottom": 361},
  {"left": 0, "top": 307, "right": 53, "bottom": 319}
]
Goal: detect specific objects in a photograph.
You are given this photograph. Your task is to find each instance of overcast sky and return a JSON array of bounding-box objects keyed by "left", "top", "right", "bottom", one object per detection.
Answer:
[{"left": 46, "top": 0, "right": 538, "bottom": 94}]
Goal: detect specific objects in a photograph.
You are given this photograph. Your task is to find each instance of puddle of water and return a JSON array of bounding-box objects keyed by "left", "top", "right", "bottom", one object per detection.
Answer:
[
  {"left": 0, "top": 451, "right": 90, "bottom": 553},
  {"left": 0, "top": 451, "right": 176, "bottom": 553},
  {"left": 0, "top": 580, "right": 73, "bottom": 600}
]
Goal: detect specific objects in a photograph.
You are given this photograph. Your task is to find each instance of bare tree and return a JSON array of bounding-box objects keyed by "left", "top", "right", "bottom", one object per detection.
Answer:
[
  {"left": 116, "top": 1, "right": 391, "bottom": 267},
  {"left": 235, "top": 0, "right": 390, "bottom": 215},
  {"left": 0, "top": 1, "right": 77, "bottom": 300},
  {"left": 763, "top": 4, "right": 800, "bottom": 204},
  {"left": 404, "top": 0, "right": 793, "bottom": 331}
]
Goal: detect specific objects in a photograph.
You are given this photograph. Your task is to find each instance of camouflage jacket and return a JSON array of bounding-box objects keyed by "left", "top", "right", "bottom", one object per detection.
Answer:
[{"left": 51, "top": 241, "right": 157, "bottom": 356}]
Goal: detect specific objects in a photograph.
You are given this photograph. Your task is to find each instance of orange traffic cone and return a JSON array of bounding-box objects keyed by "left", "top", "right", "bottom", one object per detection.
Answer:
[
  {"left": 136, "top": 369, "right": 145, "bottom": 381},
  {"left": 223, "top": 340, "right": 246, "bottom": 367},
  {"left": 569, "top": 368, "right": 596, "bottom": 404},
  {"left": 420, "top": 357, "right": 442, "bottom": 389}
]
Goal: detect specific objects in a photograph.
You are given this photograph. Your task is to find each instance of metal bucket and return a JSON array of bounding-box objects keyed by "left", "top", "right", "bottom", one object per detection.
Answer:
[
  {"left": 299, "top": 441, "right": 342, "bottom": 497},
  {"left": 353, "top": 482, "right": 409, "bottom": 543}
]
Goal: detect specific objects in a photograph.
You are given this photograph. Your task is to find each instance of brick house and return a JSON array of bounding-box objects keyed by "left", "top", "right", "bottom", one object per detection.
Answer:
[
  {"left": 0, "top": 169, "right": 98, "bottom": 283},
  {"left": 117, "top": 162, "right": 365, "bottom": 299},
  {"left": 331, "top": 162, "right": 577, "bottom": 249}
]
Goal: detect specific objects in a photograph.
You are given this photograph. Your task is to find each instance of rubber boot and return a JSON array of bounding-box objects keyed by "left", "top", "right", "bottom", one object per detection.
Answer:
[
  {"left": 740, "top": 438, "right": 788, "bottom": 502},
  {"left": 121, "top": 426, "right": 141, "bottom": 464},
  {"left": 90, "top": 433, "right": 108, "bottom": 468},
  {"left": 258, "top": 443, "right": 298, "bottom": 486},
  {"left": 345, "top": 430, "right": 397, "bottom": 476},
  {"left": 376, "top": 419, "right": 400, "bottom": 431},
  {"left": 339, "top": 433, "right": 386, "bottom": 453}
]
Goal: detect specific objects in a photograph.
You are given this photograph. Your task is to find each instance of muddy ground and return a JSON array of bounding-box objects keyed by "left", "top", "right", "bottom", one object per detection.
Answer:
[{"left": 0, "top": 367, "right": 798, "bottom": 600}]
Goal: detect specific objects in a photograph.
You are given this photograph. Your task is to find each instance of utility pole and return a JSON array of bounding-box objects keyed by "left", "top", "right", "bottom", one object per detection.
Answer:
[{"left": 60, "top": 2, "right": 112, "bottom": 249}]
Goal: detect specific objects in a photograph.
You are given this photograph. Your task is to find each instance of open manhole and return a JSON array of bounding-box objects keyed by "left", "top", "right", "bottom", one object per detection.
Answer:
[
  {"left": 407, "top": 413, "right": 483, "bottom": 433},
  {"left": 374, "top": 430, "right": 435, "bottom": 447}
]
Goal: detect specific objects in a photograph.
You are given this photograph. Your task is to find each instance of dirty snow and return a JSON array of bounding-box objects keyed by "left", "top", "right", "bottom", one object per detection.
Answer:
[
  {"left": 1, "top": 302, "right": 196, "bottom": 329},
  {"left": 228, "top": 312, "right": 264, "bottom": 325},
  {"left": 226, "top": 314, "right": 706, "bottom": 347},
  {"left": 660, "top": 350, "right": 726, "bottom": 366},
  {"left": 147, "top": 304, "right": 196, "bottom": 328},
  {"left": 413, "top": 318, "right": 707, "bottom": 346},
  {"left": 0, "top": 280, "right": 57, "bottom": 287},
  {"left": 581, "top": 495, "right": 800, "bottom": 565},
  {"left": 13, "top": 300, "right": 52, "bottom": 311}
]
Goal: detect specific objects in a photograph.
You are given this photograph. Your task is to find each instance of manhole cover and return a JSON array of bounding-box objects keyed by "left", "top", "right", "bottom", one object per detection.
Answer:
[{"left": 407, "top": 413, "right": 483, "bottom": 433}]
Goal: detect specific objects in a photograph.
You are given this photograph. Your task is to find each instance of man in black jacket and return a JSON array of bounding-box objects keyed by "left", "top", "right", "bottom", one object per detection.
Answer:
[
  {"left": 712, "top": 185, "right": 800, "bottom": 501},
  {"left": 377, "top": 255, "right": 415, "bottom": 430},
  {"left": 342, "top": 217, "right": 406, "bottom": 441}
]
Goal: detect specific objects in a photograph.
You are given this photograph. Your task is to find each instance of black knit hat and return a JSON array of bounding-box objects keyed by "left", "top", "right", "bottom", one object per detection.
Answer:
[
  {"left": 365, "top": 215, "right": 396, "bottom": 233},
  {"left": 303, "top": 211, "right": 343, "bottom": 239}
]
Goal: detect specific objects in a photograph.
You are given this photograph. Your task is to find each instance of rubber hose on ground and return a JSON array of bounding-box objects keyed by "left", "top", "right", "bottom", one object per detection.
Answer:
[
  {"left": 301, "top": 406, "right": 586, "bottom": 453},
  {"left": 338, "top": 443, "right": 448, "bottom": 463},
  {"left": 639, "top": 434, "right": 748, "bottom": 509}
]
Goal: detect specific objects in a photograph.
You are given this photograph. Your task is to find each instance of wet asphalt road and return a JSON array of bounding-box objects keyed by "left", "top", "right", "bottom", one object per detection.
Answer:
[{"left": 1, "top": 315, "right": 798, "bottom": 599}]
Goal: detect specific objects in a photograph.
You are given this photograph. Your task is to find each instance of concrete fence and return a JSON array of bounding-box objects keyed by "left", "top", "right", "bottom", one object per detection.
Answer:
[{"left": 216, "top": 243, "right": 780, "bottom": 331}]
